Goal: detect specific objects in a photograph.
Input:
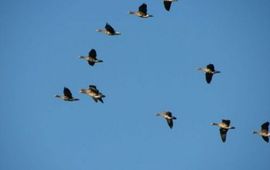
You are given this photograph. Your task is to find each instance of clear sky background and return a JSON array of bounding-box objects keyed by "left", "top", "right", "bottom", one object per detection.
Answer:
[{"left": 1, "top": 0, "right": 270, "bottom": 170}]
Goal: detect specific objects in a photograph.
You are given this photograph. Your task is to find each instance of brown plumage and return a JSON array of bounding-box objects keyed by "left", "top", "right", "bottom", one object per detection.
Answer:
[
  {"left": 253, "top": 122, "right": 270, "bottom": 143},
  {"left": 55, "top": 87, "right": 79, "bottom": 101},
  {"left": 129, "top": 3, "right": 153, "bottom": 18},
  {"left": 80, "top": 85, "right": 105, "bottom": 103},
  {"left": 96, "top": 23, "right": 121, "bottom": 36},
  {"left": 198, "top": 64, "right": 221, "bottom": 83},
  {"left": 156, "top": 111, "right": 177, "bottom": 129},
  {"left": 80, "top": 49, "right": 103, "bottom": 66},
  {"left": 211, "top": 119, "right": 235, "bottom": 142}
]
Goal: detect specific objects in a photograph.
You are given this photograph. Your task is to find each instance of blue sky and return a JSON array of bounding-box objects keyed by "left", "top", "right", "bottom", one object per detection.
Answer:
[{"left": 1, "top": 0, "right": 270, "bottom": 170}]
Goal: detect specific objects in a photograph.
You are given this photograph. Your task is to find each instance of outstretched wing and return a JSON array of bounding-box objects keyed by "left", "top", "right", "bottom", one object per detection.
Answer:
[
  {"left": 205, "top": 72, "right": 213, "bottom": 83},
  {"left": 98, "top": 98, "right": 104, "bottom": 103},
  {"left": 92, "top": 97, "right": 98, "bottom": 103},
  {"left": 163, "top": 1, "right": 172, "bottom": 11},
  {"left": 105, "top": 23, "right": 115, "bottom": 34},
  {"left": 88, "top": 49, "right": 97, "bottom": 59},
  {"left": 166, "top": 119, "right": 173, "bottom": 129},
  {"left": 139, "top": 3, "right": 147, "bottom": 14},
  {"left": 89, "top": 85, "right": 97, "bottom": 90},
  {"left": 64, "top": 87, "right": 73, "bottom": 98},
  {"left": 262, "top": 136, "right": 269, "bottom": 143},
  {"left": 87, "top": 61, "right": 95, "bottom": 66},
  {"left": 261, "top": 122, "right": 269, "bottom": 132},
  {"left": 220, "top": 128, "right": 228, "bottom": 142}
]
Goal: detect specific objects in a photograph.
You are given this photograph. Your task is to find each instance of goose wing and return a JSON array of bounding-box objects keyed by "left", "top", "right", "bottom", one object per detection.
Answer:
[
  {"left": 219, "top": 128, "right": 228, "bottom": 142},
  {"left": 261, "top": 122, "right": 269, "bottom": 132},
  {"left": 205, "top": 72, "right": 213, "bottom": 83},
  {"left": 98, "top": 97, "right": 104, "bottom": 103},
  {"left": 262, "top": 136, "right": 269, "bottom": 143},
  {"left": 89, "top": 85, "right": 101, "bottom": 95},
  {"left": 163, "top": 1, "right": 172, "bottom": 11},
  {"left": 166, "top": 118, "right": 173, "bottom": 128},
  {"left": 64, "top": 87, "right": 73, "bottom": 98},
  {"left": 165, "top": 112, "right": 174, "bottom": 128},
  {"left": 92, "top": 97, "right": 98, "bottom": 103},
  {"left": 89, "top": 85, "right": 97, "bottom": 90},
  {"left": 88, "top": 61, "right": 95, "bottom": 66},
  {"left": 88, "top": 49, "right": 97, "bottom": 59},
  {"left": 105, "top": 23, "right": 116, "bottom": 34},
  {"left": 139, "top": 3, "right": 147, "bottom": 15}
]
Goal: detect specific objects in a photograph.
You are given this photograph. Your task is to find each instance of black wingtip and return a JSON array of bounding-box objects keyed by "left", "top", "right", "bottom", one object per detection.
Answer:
[
  {"left": 163, "top": 1, "right": 172, "bottom": 11},
  {"left": 99, "top": 98, "right": 104, "bottom": 103}
]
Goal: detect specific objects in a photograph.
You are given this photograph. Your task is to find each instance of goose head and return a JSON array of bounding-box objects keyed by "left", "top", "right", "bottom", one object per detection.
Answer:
[
  {"left": 55, "top": 95, "right": 61, "bottom": 98},
  {"left": 211, "top": 123, "right": 219, "bottom": 126},
  {"left": 80, "top": 56, "right": 87, "bottom": 59},
  {"left": 80, "top": 89, "right": 87, "bottom": 94}
]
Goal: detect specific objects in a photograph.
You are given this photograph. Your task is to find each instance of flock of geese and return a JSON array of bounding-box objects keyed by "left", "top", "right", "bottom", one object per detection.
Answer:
[{"left": 55, "top": 1, "right": 270, "bottom": 143}]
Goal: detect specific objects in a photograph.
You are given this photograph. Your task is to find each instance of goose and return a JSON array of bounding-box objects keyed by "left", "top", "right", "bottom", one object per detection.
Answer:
[
  {"left": 163, "top": 0, "right": 177, "bottom": 11},
  {"left": 253, "top": 122, "right": 270, "bottom": 143},
  {"left": 55, "top": 87, "right": 79, "bottom": 101},
  {"left": 96, "top": 23, "right": 121, "bottom": 36},
  {"left": 211, "top": 119, "right": 235, "bottom": 142},
  {"left": 80, "top": 49, "right": 103, "bottom": 66},
  {"left": 198, "top": 64, "right": 220, "bottom": 84},
  {"left": 129, "top": 3, "right": 153, "bottom": 18},
  {"left": 156, "top": 111, "right": 176, "bottom": 129},
  {"left": 80, "top": 85, "right": 105, "bottom": 103}
]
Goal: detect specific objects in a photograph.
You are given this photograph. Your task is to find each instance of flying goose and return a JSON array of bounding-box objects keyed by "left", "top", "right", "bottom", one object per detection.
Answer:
[
  {"left": 129, "top": 3, "right": 153, "bottom": 18},
  {"left": 156, "top": 111, "right": 176, "bottom": 129},
  {"left": 80, "top": 49, "right": 103, "bottom": 66},
  {"left": 198, "top": 64, "right": 220, "bottom": 84},
  {"left": 211, "top": 119, "right": 235, "bottom": 142},
  {"left": 96, "top": 23, "right": 121, "bottom": 36},
  {"left": 55, "top": 87, "right": 79, "bottom": 101},
  {"left": 163, "top": 0, "right": 177, "bottom": 11},
  {"left": 80, "top": 85, "right": 105, "bottom": 103},
  {"left": 253, "top": 122, "right": 270, "bottom": 143}
]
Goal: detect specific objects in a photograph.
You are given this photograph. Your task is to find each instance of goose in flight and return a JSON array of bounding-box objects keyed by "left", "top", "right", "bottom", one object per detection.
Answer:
[
  {"left": 211, "top": 119, "right": 235, "bottom": 142},
  {"left": 129, "top": 3, "right": 153, "bottom": 18},
  {"left": 156, "top": 111, "right": 176, "bottom": 129},
  {"left": 253, "top": 122, "right": 270, "bottom": 143},
  {"left": 80, "top": 49, "right": 103, "bottom": 66},
  {"left": 55, "top": 87, "right": 79, "bottom": 101},
  {"left": 96, "top": 23, "right": 121, "bottom": 36},
  {"left": 198, "top": 64, "right": 220, "bottom": 84},
  {"left": 80, "top": 85, "right": 105, "bottom": 103}
]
